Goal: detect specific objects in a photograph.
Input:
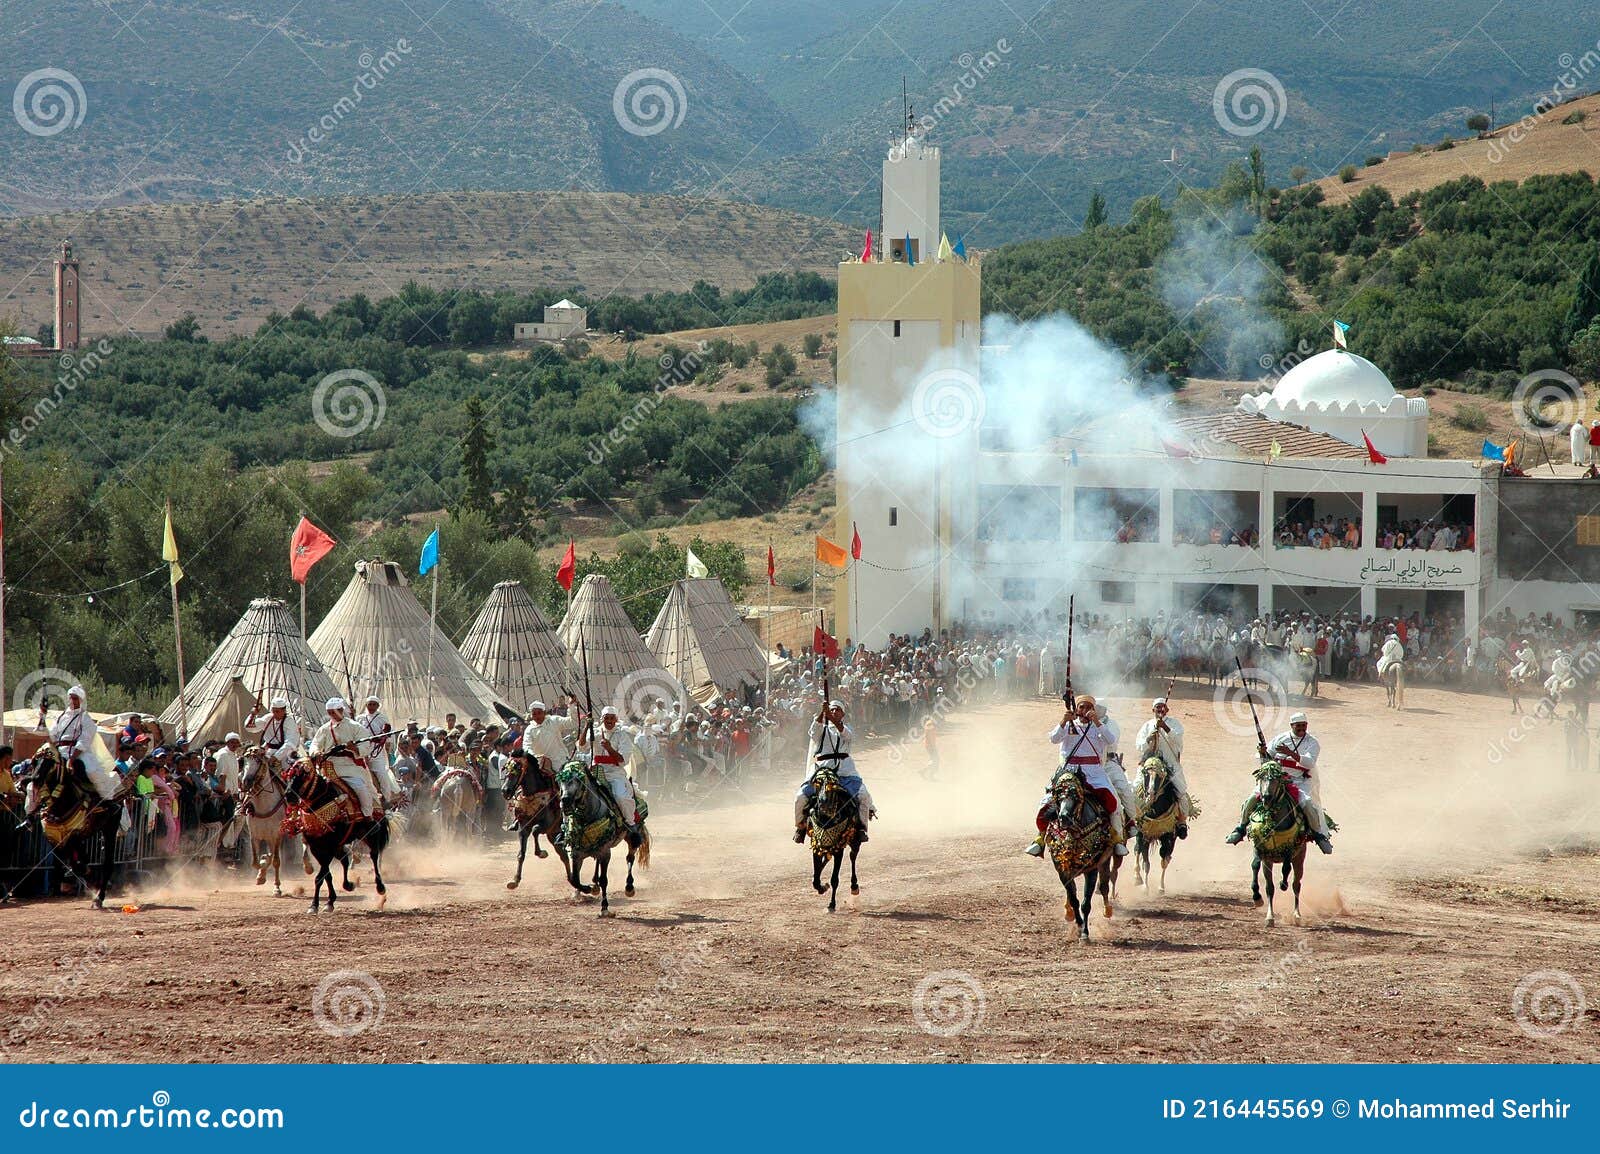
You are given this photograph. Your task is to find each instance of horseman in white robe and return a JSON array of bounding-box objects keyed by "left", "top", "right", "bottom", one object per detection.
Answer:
[
  {"left": 1376, "top": 632, "right": 1406, "bottom": 677},
  {"left": 307, "top": 697, "right": 378, "bottom": 818},
  {"left": 357, "top": 695, "right": 401, "bottom": 804},
  {"left": 794, "top": 701, "right": 873, "bottom": 842},
  {"left": 1545, "top": 649, "right": 1576, "bottom": 698},
  {"left": 37, "top": 686, "right": 119, "bottom": 800},
  {"left": 583, "top": 706, "right": 640, "bottom": 832},
  {"left": 520, "top": 701, "right": 576, "bottom": 771},
  {"left": 1134, "top": 698, "right": 1193, "bottom": 833},
  {"left": 1226, "top": 712, "right": 1332, "bottom": 854},
  {"left": 244, "top": 696, "right": 304, "bottom": 766},
  {"left": 1026, "top": 695, "right": 1129, "bottom": 857},
  {"left": 1509, "top": 641, "right": 1538, "bottom": 682}
]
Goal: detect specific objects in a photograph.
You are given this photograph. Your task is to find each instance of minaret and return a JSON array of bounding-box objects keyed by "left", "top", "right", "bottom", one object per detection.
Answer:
[
  {"left": 54, "top": 240, "right": 80, "bottom": 350},
  {"left": 833, "top": 117, "right": 980, "bottom": 646}
]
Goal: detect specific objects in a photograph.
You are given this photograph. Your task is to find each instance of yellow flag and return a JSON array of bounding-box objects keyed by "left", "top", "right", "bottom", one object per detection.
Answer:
[
  {"left": 1269, "top": 440, "right": 1282, "bottom": 460},
  {"left": 162, "top": 505, "right": 184, "bottom": 587},
  {"left": 937, "top": 232, "right": 954, "bottom": 262},
  {"left": 815, "top": 534, "right": 848, "bottom": 568}
]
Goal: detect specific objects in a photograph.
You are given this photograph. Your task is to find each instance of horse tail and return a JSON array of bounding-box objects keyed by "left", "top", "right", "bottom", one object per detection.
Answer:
[
  {"left": 634, "top": 828, "right": 651, "bottom": 870},
  {"left": 386, "top": 811, "right": 408, "bottom": 843}
]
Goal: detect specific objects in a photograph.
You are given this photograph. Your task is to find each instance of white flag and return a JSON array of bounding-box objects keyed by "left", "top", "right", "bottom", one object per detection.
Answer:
[{"left": 686, "top": 547, "right": 709, "bottom": 578}]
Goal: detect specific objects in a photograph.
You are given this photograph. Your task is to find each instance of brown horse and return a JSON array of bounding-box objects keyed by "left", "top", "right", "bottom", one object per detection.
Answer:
[
  {"left": 1132, "top": 755, "right": 1186, "bottom": 894},
  {"left": 805, "top": 767, "right": 864, "bottom": 913},
  {"left": 502, "top": 752, "right": 568, "bottom": 890},
  {"left": 280, "top": 754, "right": 392, "bottom": 913},
  {"left": 1040, "top": 771, "right": 1115, "bottom": 940},
  {"left": 23, "top": 750, "right": 126, "bottom": 909}
]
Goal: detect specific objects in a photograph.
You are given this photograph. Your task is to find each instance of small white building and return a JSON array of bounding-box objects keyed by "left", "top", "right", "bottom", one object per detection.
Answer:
[
  {"left": 514, "top": 299, "right": 587, "bottom": 343},
  {"left": 1239, "top": 348, "right": 1429, "bottom": 458}
]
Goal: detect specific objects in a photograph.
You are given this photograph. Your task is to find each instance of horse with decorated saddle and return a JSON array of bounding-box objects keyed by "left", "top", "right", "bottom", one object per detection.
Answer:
[
  {"left": 280, "top": 743, "right": 397, "bottom": 913},
  {"left": 554, "top": 760, "right": 649, "bottom": 916},
  {"left": 20, "top": 748, "right": 128, "bottom": 908}
]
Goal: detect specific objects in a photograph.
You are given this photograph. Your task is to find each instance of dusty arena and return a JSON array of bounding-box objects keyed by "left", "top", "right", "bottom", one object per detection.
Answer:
[{"left": 3, "top": 681, "right": 1597, "bottom": 1063}]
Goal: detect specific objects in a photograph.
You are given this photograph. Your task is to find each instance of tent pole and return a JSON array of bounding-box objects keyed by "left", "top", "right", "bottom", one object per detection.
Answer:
[{"left": 426, "top": 553, "right": 439, "bottom": 726}]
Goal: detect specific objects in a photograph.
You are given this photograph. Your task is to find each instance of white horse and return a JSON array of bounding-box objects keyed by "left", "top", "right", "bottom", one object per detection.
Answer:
[
  {"left": 433, "top": 768, "right": 481, "bottom": 842},
  {"left": 238, "top": 750, "right": 306, "bottom": 895}
]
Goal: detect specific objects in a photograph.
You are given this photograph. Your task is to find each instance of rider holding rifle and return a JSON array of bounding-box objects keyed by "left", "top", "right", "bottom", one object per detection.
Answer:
[
  {"left": 1223, "top": 658, "right": 1333, "bottom": 854},
  {"left": 793, "top": 645, "right": 874, "bottom": 843}
]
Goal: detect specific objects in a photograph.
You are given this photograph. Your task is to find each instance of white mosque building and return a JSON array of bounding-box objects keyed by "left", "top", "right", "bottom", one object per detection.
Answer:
[{"left": 832, "top": 136, "right": 1503, "bottom": 645}]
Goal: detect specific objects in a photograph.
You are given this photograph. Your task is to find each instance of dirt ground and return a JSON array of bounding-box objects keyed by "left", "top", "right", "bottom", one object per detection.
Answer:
[{"left": 3, "top": 680, "right": 1597, "bottom": 1064}]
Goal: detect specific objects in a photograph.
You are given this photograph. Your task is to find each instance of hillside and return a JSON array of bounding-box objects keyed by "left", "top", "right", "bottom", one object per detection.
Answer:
[
  {"left": 0, "top": 0, "right": 804, "bottom": 213},
  {"left": 1314, "top": 90, "right": 1600, "bottom": 204},
  {"left": 0, "top": 192, "right": 854, "bottom": 337}
]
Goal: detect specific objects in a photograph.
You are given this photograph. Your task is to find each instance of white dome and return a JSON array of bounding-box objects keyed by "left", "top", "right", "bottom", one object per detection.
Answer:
[{"left": 1271, "top": 350, "right": 1397, "bottom": 409}]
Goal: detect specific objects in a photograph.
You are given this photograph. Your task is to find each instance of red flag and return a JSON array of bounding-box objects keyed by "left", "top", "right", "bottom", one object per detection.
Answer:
[
  {"left": 289, "top": 516, "right": 337, "bottom": 584},
  {"left": 850, "top": 521, "right": 862, "bottom": 560},
  {"left": 1161, "top": 439, "right": 1196, "bottom": 459},
  {"left": 557, "top": 540, "right": 577, "bottom": 592},
  {"left": 1362, "top": 431, "right": 1387, "bottom": 465},
  {"left": 766, "top": 544, "right": 776, "bottom": 587},
  {"left": 813, "top": 623, "right": 840, "bottom": 660},
  {"left": 861, "top": 228, "right": 873, "bottom": 263}
]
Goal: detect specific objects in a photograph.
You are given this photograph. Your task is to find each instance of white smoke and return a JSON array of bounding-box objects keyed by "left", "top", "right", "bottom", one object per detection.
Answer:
[{"left": 1157, "top": 207, "right": 1282, "bottom": 379}]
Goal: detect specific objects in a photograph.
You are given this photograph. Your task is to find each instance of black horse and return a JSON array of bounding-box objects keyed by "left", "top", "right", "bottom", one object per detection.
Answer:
[
  {"left": 502, "top": 751, "right": 568, "bottom": 890},
  {"left": 280, "top": 753, "right": 392, "bottom": 913},
  {"left": 804, "top": 767, "right": 864, "bottom": 913},
  {"left": 24, "top": 750, "right": 126, "bottom": 909}
]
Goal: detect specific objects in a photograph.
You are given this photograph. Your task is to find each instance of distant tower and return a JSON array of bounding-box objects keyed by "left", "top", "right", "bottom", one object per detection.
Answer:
[
  {"left": 54, "top": 240, "right": 80, "bottom": 350},
  {"left": 834, "top": 121, "right": 980, "bottom": 645}
]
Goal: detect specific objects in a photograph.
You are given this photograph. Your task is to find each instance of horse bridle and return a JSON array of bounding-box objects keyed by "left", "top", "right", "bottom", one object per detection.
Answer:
[{"left": 241, "top": 754, "right": 288, "bottom": 819}]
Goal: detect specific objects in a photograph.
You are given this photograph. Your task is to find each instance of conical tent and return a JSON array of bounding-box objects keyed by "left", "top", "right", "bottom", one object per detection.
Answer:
[
  {"left": 459, "top": 580, "right": 579, "bottom": 710},
  {"left": 309, "top": 559, "right": 504, "bottom": 725},
  {"left": 557, "top": 573, "right": 676, "bottom": 717},
  {"left": 646, "top": 578, "right": 769, "bottom": 695},
  {"left": 160, "top": 596, "right": 338, "bottom": 736},
  {"left": 184, "top": 676, "right": 261, "bottom": 749}
]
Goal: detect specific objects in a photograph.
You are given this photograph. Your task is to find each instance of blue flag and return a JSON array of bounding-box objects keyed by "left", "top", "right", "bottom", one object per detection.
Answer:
[
  {"left": 1481, "top": 440, "right": 1506, "bottom": 462},
  {"left": 1069, "top": 449, "right": 1080, "bottom": 467},
  {"left": 952, "top": 234, "right": 966, "bottom": 259},
  {"left": 905, "top": 233, "right": 916, "bottom": 266},
  {"left": 419, "top": 528, "right": 440, "bottom": 576}
]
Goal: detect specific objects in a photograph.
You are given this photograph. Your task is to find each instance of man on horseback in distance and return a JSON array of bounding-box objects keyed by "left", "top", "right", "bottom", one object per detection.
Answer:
[
  {"left": 1225, "top": 711, "right": 1333, "bottom": 854},
  {"left": 1025, "top": 694, "right": 1131, "bottom": 858},
  {"left": 245, "top": 695, "right": 304, "bottom": 767},
  {"left": 586, "top": 706, "right": 641, "bottom": 836},
  {"left": 1135, "top": 698, "right": 1193, "bottom": 838},
  {"left": 793, "top": 700, "right": 874, "bottom": 844},
  {"left": 308, "top": 697, "right": 379, "bottom": 819}
]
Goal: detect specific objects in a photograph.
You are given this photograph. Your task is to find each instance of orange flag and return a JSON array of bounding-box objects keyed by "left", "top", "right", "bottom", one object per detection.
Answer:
[{"left": 815, "top": 534, "right": 848, "bottom": 568}]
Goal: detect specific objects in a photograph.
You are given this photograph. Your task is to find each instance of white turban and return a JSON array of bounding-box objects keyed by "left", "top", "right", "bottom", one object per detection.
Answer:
[
  {"left": 1289, "top": 712, "right": 1308, "bottom": 725},
  {"left": 68, "top": 685, "right": 86, "bottom": 703},
  {"left": 224, "top": 732, "right": 241, "bottom": 743},
  {"left": 600, "top": 706, "right": 618, "bottom": 719},
  {"left": 528, "top": 701, "right": 547, "bottom": 713},
  {"left": 270, "top": 695, "right": 289, "bottom": 709},
  {"left": 325, "top": 697, "right": 346, "bottom": 712}
]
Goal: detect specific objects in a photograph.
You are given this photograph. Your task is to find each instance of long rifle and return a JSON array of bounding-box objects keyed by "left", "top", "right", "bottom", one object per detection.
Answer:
[
  {"left": 338, "top": 639, "right": 356, "bottom": 708},
  {"left": 1062, "top": 593, "right": 1076, "bottom": 710},
  {"left": 578, "top": 626, "right": 596, "bottom": 764},
  {"left": 1234, "top": 656, "right": 1268, "bottom": 755}
]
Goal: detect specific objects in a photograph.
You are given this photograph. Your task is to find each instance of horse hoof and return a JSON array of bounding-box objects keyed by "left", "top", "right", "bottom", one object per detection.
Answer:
[
  {"left": 1158, "top": 884, "right": 1166, "bottom": 895},
  {"left": 1252, "top": 896, "right": 1263, "bottom": 907},
  {"left": 377, "top": 894, "right": 387, "bottom": 911},
  {"left": 1265, "top": 915, "right": 1276, "bottom": 928},
  {"left": 850, "top": 884, "right": 860, "bottom": 895},
  {"left": 304, "top": 864, "right": 315, "bottom": 875},
  {"left": 1293, "top": 912, "right": 1302, "bottom": 925},
  {"left": 254, "top": 875, "right": 265, "bottom": 886},
  {"left": 624, "top": 885, "right": 635, "bottom": 897},
  {"left": 273, "top": 888, "right": 282, "bottom": 897},
  {"left": 599, "top": 908, "right": 615, "bottom": 918},
  {"left": 342, "top": 882, "right": 355, "bottom": 893},
  {"left": 1103, "top": 902, "right": 1114, "bottom": 919},
  {"left": 506, "top": 881, "right": 519, "bottom": 890},
  {"left": 91, "top": 898, "right": 103, "bottom": 910},
  {"left": 534, "top": 849, "right": 548, "bottom": 859},
  {"left": 813, "top": 883, "right": 827, "bottom": 895}
]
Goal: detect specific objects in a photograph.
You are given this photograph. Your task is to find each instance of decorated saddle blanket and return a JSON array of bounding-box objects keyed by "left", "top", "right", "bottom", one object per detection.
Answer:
[{"left": 432, "top": 766, "right": 484, "bottom": 803}]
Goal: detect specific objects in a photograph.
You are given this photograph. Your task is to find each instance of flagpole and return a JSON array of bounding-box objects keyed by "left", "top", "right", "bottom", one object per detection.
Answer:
[
  {"left": 300, "top": 580, "right": 308, "bottom": 640},
  {"left": 166, "top": 500, "right": 190, "bottom": 740},
  {"left": 764, "top": 539, "right": 773, "bottom": 778},
  {"left": 426, "top": 528, "right": 439, "bottom": 726}
]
